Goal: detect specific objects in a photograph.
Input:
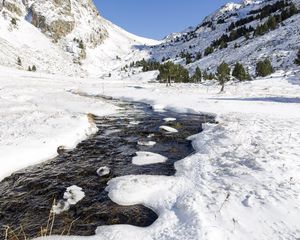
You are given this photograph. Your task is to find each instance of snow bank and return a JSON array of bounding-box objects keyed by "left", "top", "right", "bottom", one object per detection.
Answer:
[
  {"left": 0, "top": 66, "right": 117, "bottom": 181},
  {"left": 2, "top": 67, "right": 300, "bottom": 240}
]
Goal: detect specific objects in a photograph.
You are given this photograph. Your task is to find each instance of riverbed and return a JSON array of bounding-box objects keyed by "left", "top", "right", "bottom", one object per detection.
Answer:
[{"left": 0, "top": 98, "right": 215, "bottom": 239}]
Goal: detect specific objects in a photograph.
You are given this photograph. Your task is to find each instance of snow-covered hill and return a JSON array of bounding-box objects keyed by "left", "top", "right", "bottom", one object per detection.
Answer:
[
  {"left": 150, "top": 0, "right": 300, "bottom": 74},
  {"left": 0, "top": 0, "right": 158, "bottom": 76}
]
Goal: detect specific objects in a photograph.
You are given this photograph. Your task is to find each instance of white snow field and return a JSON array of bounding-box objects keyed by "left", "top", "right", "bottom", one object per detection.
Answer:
[
  {"left": 21, "top": 69, "right": 299, "bottom": 240},
  {"left": 0, "top": 66, "right": 118, "bottom": 180}
]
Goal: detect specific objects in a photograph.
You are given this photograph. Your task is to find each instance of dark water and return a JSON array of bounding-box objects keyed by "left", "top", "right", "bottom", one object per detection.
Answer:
[{"left": 0, "top": 98, "right": 215, "bottom": 239}]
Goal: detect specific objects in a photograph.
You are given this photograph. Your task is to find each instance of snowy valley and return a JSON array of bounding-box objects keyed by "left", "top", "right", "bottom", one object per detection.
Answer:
[{"left": 0, "top": 0, "right": 300, "bottom": 240}]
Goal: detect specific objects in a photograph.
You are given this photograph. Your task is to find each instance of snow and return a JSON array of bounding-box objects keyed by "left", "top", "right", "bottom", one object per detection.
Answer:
[
  {"left": 97, "top": 166, "right": 110, "bottom": 177},
  {"left": 33, "top": 69, "right": 299, "bottom": 240},
  {"left": 137, "top": 141, "right": 157, "bottom": 147},
  {"left": 63, "top": 185, "right": 85, "bottom": 205},
  {"left": 132, "top": 152, "right": 168, "bottom": 166},
  {"left": 159, "top": 126, "right": 179, "bottom": 133},
  {"left": 163, "top": 117, "right": 176, "bottom": 122},
  {"left": 53, "top": 185, "right": 85, "bottom": 214},
  {"left": 5, "top": 67, "right": 299, "bottom": 240},
  {"left": 1, "top": 0, "right": 300, "bottom": 239},
  {"left": 0, "top": 66, "right": 117, "bottom": 181},
  {"left": 151, "top": 0, "right": 300, "bottom": 74}
]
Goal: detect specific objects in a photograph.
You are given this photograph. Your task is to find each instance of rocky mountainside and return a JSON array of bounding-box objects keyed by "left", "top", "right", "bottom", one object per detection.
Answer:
[
  {"left": 0, "top": 0, "right": 156, "bottom": 75},
  {"left": 149, "top": 0, "right": 300, "bottom": 74}
]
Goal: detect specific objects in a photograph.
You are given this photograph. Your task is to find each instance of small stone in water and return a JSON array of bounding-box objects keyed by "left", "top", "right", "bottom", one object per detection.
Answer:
[{"left": 97, "top": 166, "right": 110, "bottom": 177}]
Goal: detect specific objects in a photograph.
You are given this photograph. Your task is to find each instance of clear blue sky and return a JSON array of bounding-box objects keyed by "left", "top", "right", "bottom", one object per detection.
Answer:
[{"left": 95, "top": 0, "right": 239, "bottom": 40}]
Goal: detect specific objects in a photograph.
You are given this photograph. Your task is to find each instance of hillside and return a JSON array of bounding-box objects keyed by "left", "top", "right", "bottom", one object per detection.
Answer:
[
  {"left": 0, "top": 0, "right": 157, "bottom": 76},
  {"left": 149, "top": 0, "right": 300, "bottom": 74}
]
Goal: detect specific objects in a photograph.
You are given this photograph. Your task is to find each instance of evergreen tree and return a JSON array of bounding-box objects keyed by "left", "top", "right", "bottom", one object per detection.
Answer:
[
  {"left": 192, "top": 67, "right": 202, "bottom": 83},
  {"left": 185, "top": 53, "right": 193, "bottom": 65},
  {"left": 219, "top": 41, "right": 228, "bottom": 49},
  {"left": 267, "top": 16, "right": 277, "bottom": 30},
  {"left": 289, "top": 3, "right": 298, "bottom": 16},
  {"left": 195, "top": 52, "right": 202, "bottom": 60},
  {"left": 17, "top": 57, "right": 22, "bottom": 66},
  {"left": 204, "top": 46, "right": 214, "bottom": 56},
  {"left": 32, "top": 65, "right": 37, "bottom": 72},
  {"left": 295, "top": 49, "right": 300, "bottom": 65},
  {"left": 217, "top": 62, "right": 231, "bottom": 92},
  {"left": 78, "top": 40, "right": 85, "bottom": 49},
  {"left": 256, "top": 59, "right": 274, "bottom": 77},
  {"left": 232, "top": 62, "right": 250, "bottom": 81},
  {"left": 11, "top": 18, "right": 17, "bottom": 26},
  {"left": 28, "top": 66, "right": 32, "bottom": 71}
]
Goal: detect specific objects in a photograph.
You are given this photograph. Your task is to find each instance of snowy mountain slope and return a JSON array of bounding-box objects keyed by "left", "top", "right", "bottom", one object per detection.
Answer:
[
  {"left": 0, "top": 0, "right": 158, "bottom": 75},
  {"left": 149, "top": 0, "right": 300, "bottom": 74}
]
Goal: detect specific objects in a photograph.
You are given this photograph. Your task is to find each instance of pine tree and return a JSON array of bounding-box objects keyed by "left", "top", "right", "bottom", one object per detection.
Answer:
[
  {"left": 32, "top": 65, "right": 37, "bottom": 72},
  {"left": 294, "top": 49, "right": 300, "bottom": 65},
  {"left": 195, "top": 52, "right": 202, "bottom": 60},
  {"left": 192, "top": 67, "right": 202, "bottom": 83},
  {"left": 78, "top": 40, "right": 85, "bottom": 49},
  {"left": 217, "top": 62, "right": 231, "bottom": 92},
  {"left": 28, "top": 66, "right": 32, "bottom": 71},
  {"left": 17, "top": 57, "right": 22, "bottom": 66},
  {"left": 256, "top": 59, "right": 274, "bottom": 77},
  {"left": 232, "top": 62, "right": 250, "bottom": 81},
  {"left": 267, "top": 16, "right": 277, "bottom": 30},
  {"left": 204, "top": 46, "right": 214, "bottom": 56},
  {"left": 11, "top": 18, "right": 17, "bottom": 26},
  {"left": 289, "top": 3, "right": 298, "bottom": 16}
]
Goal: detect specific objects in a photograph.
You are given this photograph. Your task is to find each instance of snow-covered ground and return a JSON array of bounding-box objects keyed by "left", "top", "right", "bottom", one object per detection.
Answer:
[
  {"left": 0, "top": 66, "right": 118, "bottom": 180},
  {"left": 1, "top": 66, "right": 300, "bottom": 239}
]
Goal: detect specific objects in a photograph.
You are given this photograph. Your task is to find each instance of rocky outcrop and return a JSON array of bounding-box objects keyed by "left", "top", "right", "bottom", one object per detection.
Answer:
[
  {"left": 1, "top": 0, "right": 23, "bottom": 16},
  {"left": 2, "top": 0, "right": 108, "bottom": 46}
]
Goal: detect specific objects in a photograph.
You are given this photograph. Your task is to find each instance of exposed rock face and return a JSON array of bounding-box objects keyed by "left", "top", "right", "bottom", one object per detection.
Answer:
[
  {"left": 29, "top": 0, "right": 75, "bottom": 41},
  {"left": 2, "top": 0, "right": 108, "bottom": 46}
]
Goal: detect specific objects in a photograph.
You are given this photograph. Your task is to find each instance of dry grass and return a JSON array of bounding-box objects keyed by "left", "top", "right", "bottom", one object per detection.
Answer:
[{"left": 3, "top": 199, "right": 78, "bottom": 240}]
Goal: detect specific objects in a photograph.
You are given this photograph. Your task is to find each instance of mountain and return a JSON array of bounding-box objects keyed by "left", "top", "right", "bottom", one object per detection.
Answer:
[
  {"left": 0, "top": 0, "right": 157, "bottom": 76},
  {"left": 149, "top": 0, "right": 300, "bottom": 74}
]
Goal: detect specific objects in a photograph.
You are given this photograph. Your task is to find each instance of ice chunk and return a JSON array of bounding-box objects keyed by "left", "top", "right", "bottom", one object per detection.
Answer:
[
  {"left": 97, "top": 166, "right": 110, "bottom": 177},
  {"left": 159, "top": 125, "right": 178, "bottom": 133},
  {"left": 163, "top": 117, "right": 176, "bottom": 122},
  {"left": 137, "top": 140, "right": 156, "bottom": 146},
  {"left": 52, "top": 185, "right": 85, "bottom": 214},
  {"left": 63, "top": 185, "right": 85, "bottom": 205},
  {"left": 132, "top": 151, "right": 167, "bottom": 165},
  {"left": 52, "top": 200, "right": 70, "bottom": 214}
]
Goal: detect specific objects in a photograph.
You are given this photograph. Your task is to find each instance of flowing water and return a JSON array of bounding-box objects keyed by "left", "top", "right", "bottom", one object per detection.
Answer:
[{"left": 0, "top": 98, "right": 215, "bottom": 238}]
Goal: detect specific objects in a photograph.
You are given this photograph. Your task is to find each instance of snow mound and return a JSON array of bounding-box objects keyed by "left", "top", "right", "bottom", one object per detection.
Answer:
[
  {"left": 159, "top": 126, "right": 179, "bottom": 133},
  {"left": 132, "top": 151, "right": 168, "bottom": 166},
  {"left": 97, "top": 166, "right": 110, "bottom": 177},
  {"left": 137, "top": 141, "right": 157, "bottom": 147},
  {"left": 52, "top": 185, "right": 85, "bottom": 214}
]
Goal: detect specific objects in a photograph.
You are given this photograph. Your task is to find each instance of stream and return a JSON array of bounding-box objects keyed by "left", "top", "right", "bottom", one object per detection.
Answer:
[{"left": 0, "top": 97, "right": 215, "bottom": 239}]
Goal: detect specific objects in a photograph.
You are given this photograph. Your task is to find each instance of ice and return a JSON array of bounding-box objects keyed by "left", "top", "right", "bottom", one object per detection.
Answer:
[
  {"left": 163, "top": 118, "right": 176, "bottom": 122},
  {"left": 132, "top": 151, "right": 168, "bottom": 166},
  {"left": 137, "top": 140, "right": 157, "bottom": 146},
  {"left": 52, "top": 185, "right": 85, "bottom": 214},
  {"left": 97, "top": 166, "right": 110, "bottom": 177},
  {"left": 159, "top": 126, "right": 179, "bottom": 133},
  {"left": 64, "top": 185, "right": 85, "bottom": 205}
]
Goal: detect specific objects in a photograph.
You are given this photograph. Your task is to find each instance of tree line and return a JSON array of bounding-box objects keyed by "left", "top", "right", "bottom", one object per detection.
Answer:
[{"left": 134, "top": 57, "right": 280, "bottom": 90}]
